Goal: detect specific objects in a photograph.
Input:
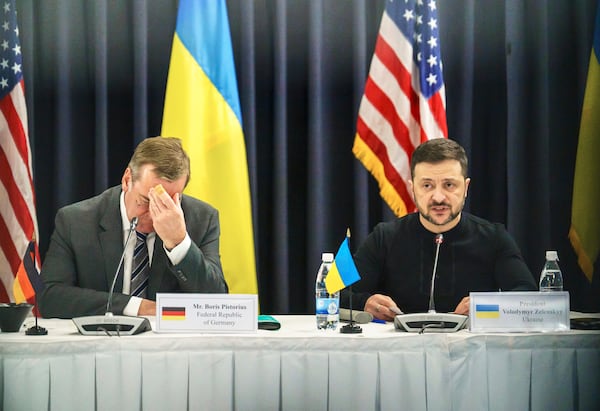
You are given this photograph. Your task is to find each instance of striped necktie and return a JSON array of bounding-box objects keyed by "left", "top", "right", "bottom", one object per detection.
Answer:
[{"left": 131, "top": 231, "right": 149, "bottom": 298}]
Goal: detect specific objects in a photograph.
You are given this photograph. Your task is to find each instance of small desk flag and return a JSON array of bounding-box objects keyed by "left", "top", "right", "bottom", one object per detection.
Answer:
[
  {"left": 12, "top": 240, "right": 44, "bottom": 304},
  {"left": 325, "top": 237, "right": 361, "bottom": 294}
]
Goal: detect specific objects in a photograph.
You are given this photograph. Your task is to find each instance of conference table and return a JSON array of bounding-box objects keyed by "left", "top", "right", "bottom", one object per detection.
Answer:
[{"left": 1, "top": 315, "right": 599, "bottom": 411}]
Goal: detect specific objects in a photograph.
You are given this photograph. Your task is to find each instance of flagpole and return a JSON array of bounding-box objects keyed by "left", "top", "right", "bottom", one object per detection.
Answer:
[
  {"left": 25, "top": 236, "right": 47, "bottom": 336},
  {"left": 340, "top": 228, "right": 362, "bottom": 334}
]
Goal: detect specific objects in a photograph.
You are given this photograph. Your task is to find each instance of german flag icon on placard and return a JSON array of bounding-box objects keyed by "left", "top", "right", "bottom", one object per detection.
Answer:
[{"left": 161, "top": 306, "right": 186, "bottom": 321}]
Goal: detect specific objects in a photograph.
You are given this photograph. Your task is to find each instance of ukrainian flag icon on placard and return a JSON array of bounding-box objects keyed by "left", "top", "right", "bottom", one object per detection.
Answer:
[
  {"left": 475, "top": 304, "right": 500, "bottom": 319},
  {"left": 162, "top": 306, "right": 186, "bottom": 321}
]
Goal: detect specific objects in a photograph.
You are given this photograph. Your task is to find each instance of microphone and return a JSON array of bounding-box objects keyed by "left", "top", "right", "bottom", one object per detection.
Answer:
[
  {"left": 428, "top": 234, "right": 444, "bottom": 313},
  {"left": 72, "top": 217, "right": 152, "bottom": 336},
  {"left": 394, "top": 233, "right": 468, "bottom": 333},
  {"left": 340, "top": 308, "right": 373, "bottom": 324},
  {"left": 107, "top": 217, "right": 138, "bottom": 315}
]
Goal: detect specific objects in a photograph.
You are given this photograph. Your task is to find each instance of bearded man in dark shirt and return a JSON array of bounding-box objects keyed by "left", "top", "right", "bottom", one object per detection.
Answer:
[{"left": 346, "top": 138, "right": 537, "bottom": 321}]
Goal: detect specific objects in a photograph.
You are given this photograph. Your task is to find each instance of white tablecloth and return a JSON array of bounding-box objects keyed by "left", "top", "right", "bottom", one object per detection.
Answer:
[{"left": 1, "top": 315, "right": 599, "bottom": 411}]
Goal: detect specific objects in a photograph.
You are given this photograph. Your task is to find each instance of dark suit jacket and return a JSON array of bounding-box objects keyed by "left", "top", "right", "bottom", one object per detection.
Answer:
[{"left": 38, "top": 186, "right": 228, "bottom": 318}]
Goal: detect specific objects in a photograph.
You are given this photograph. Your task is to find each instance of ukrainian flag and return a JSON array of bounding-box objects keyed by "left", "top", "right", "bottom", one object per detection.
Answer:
[
  {"left": 162, "top": 0, "right": 258, "bottom": 295},
  {"left": 475, "top": 304, "right": 500, "bottom": 319},
  {"left": 570, "top": 2, "right": 600, "bottom": 283},
  {"left": 325, "top": 236, "right": 361, "bottom": 294}
]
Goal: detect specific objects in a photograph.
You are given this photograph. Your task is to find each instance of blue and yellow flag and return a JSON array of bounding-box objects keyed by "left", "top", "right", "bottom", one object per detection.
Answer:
[
  {"left": 325, "top": 236, "right": 361, "bottom": 294},
  {"left": 474, "top": 304, "right": 500, "bottom": 319},
  {"left": 570, "top": 2, "right": 600, "bottom": 283},
  {"left": 162, "top": 0, "right": 257, "bottom": 295}
]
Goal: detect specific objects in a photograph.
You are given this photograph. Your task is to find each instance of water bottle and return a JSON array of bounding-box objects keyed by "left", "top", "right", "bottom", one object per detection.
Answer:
[
  {"left": 539, "top": 250, "right": 563, "bottom": 291},
  {"left": 315, "top": 252, "right": 339, "bottom": 330}
]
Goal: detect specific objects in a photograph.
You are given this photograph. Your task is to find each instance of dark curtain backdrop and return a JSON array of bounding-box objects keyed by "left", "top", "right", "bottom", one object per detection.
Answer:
[{"left": 16, "top": 0, "right": 599, "bottom": 314}]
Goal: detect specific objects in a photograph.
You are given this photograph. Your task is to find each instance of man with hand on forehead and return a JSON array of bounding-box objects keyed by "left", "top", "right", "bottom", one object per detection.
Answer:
[{"left": 39, "top": 137, "right": 228, "bottom": 318}]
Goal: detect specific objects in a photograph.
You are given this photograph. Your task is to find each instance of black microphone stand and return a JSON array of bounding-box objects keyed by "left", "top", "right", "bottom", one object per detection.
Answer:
[{"left": 393, "top": 233, "right": 468, "bottom": 332}]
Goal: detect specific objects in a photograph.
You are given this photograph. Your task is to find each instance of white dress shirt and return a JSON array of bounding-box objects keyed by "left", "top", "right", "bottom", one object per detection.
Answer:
[{"left": 119, "top": 191, "right": 191, "bottom": 316}]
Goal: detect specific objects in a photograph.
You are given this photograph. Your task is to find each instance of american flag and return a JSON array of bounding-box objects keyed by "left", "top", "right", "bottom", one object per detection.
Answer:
[
  {"left": 353, "top": 0, "right": 447, "bottom": 216},
  {"left": 0, "top": 0, "right": 38, "bottom": 303}
]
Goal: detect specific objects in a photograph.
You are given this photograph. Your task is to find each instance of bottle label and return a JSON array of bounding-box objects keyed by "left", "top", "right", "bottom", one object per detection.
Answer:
[
  {"left": 539, "top": 268, "right": 563, "bottom": 291},
  {"left": 316, "top": 298, "right": 339, "bottom": 315}
]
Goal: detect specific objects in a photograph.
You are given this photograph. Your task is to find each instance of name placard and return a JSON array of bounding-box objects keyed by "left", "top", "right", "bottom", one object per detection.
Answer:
[
  {"left": 469, "top": 291, "right": 570, "bottom": 332},
  {"left": 155, "top": 293, "right": 258, "bottom": 333}
]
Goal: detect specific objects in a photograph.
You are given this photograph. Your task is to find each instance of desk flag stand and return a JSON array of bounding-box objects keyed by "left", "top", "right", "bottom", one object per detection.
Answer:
[
  {"left": 26, "top": 314, "right": 47, "bottom": 335},
  {"left": 339, "top": 228, "right": 362, "bottom": 334},
  {"left": 26, "top": 299, "right": 47, "bottom": 336},
  {"left": 25, "top": 237, "right": 47, "bottom": 335},
  {"left": 340, "top": 285, "right": 362, "bottom": 334}
]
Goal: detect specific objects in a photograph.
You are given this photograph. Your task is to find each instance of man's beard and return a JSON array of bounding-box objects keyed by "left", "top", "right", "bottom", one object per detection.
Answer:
[{"left": 415, "top": 197, "right": 465, "bottom": 227}]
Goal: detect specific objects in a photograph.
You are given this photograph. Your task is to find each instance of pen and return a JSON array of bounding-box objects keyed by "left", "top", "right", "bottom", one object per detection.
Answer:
[{"left": 371, "top": 318, "right": 386, "bottom": 324}]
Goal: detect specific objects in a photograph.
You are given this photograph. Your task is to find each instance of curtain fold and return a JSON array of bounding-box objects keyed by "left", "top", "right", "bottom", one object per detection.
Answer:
[
  {"left": 351, "top": 0, "right": 375, "bottom": 246},
  {"left": 15, "top": 0, "right": 599, "bottom": 313},
  {"left": 92, "top": 0, "right": 109, "bottom": 191},
  {"left": 272, "top": 0, "right": 292, "bottom": 311}
]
